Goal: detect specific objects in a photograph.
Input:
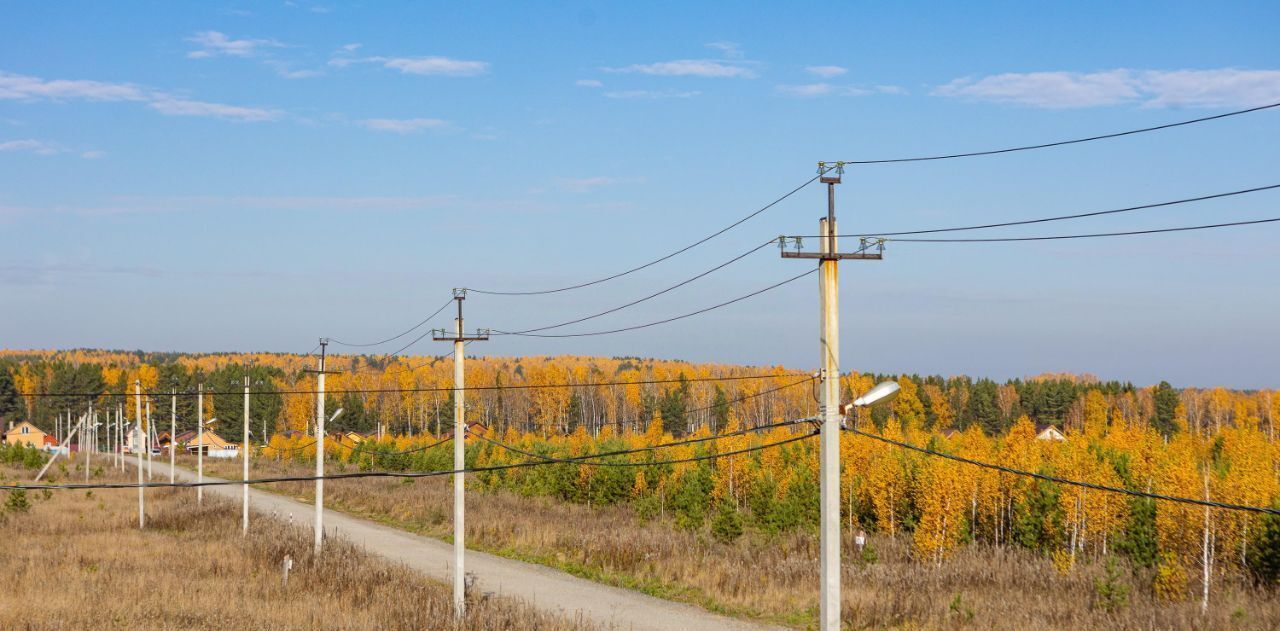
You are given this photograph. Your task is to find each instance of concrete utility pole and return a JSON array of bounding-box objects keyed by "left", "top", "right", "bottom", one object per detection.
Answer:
[
  {"left": 35, "top": 416, "right": 82, "bottom": 482},
  {"left": 433, "top": 289, "right": 490, "bottom": 620},
  {"left": 146, "top": 398, "right": 153, "bottom": 479},
  {"left": 135, "top": 380, "right": 145, "bottom": 529},
  {"left": 304, "top": 339, "right": 342, "bottom": 556},
  {"left": 197, "top": 383, "right": 204, "bottom": 505},
  {"left": 116, "top": 403, "right": 123, "bottom": 470},
  {"left": 170, "top": 388, "right": 177, "bottom": 485},
  {"left": 781, "top": 162, "right": 883, "bottom": 631},
  {"left": 243, "top": 371, "right": 251, "bottom": 535}
]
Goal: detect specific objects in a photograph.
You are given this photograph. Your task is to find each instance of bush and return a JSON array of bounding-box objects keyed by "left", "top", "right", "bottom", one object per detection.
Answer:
[
  {"left": 1153, "top": 553, "right": 1188, "bottom": 601},
  {"left": 5, "top": 489, "right": 31, "bottom": 513},
  {"left": 710, "top": 501, "right": 744, "bottom": 543},
  {"left": 1248, "top": 504, "right": 1280, "bottom": 587},
  {"left": 1093, "top": 557, "right": 1130, "bottom": 613}
]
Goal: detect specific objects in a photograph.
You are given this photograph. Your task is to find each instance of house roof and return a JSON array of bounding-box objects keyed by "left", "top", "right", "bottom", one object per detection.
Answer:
[{"left": 5, "top": 421, "right": 46, "bottom": 436}]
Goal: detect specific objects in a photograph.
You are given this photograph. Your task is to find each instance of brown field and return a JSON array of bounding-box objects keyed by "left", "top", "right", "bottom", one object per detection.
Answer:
[
  {"left": 193, "top": 455, "right": 1280, "bottom": 629},
  {"left": 0, "top": 459, "right": 588, "bottom": 630}
]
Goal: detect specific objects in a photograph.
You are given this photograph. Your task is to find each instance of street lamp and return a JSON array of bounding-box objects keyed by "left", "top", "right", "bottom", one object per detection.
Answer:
[{"left": 844, "top": 381, "right": 900, "bottom": 430}]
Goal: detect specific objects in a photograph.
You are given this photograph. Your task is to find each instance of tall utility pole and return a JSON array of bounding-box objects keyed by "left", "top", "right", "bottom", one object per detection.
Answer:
[
  {"left": 169, "top": 388, "right": 177, "bottom": 485},
  {"left": 304, "top": 339, "right": 342, "bottom": 556},
  {"left": 146, "top": 398, "right": 153, "bottom": 479},
  {"left": 782, "top": 162, "right": 883, "bottom": 631},
  {"left": 242, "top": 370, "right": 251, "bottom": 536},
  {"left": 135, "top": 380, "right": 145, "bottom": 529},
  {"left": 433, "top": 289, "right": 489, "bottom": 620},
  {"left": 197, "top": 383, "right": 205, "bottom": 505}
]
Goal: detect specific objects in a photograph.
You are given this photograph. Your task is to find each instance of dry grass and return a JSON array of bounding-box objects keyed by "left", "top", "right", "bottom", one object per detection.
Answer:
[
  {"left": 192, "top": 455, "right": 1280, "bottom": 629},
  {"left": 0, "top": 460, "right": 589, "bottom": 630}
]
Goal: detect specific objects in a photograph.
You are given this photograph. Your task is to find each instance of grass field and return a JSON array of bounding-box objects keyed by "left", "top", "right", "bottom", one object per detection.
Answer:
[
  {"left": 193, "top": 454, "right": 1280, "bottom": 629},
  {"left": 0, "top": 458, "right": 588, "bottom": 630}
]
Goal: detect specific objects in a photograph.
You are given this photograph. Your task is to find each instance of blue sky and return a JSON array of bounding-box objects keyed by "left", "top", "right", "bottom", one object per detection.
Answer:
[{"left": 2, "top": 1, "right": 1278, "bottom": 388}]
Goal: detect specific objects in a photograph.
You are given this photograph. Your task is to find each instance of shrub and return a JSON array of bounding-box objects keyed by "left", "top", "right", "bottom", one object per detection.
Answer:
[
  {"left": 1093, "top": 557, "right": 1130, "bottom": 613},
  {"left": 710, "top": 501, "right": 744, "bottom": 543},
  {"left": 1153, "top": 553, "right": 1188, "bottom": 601}
]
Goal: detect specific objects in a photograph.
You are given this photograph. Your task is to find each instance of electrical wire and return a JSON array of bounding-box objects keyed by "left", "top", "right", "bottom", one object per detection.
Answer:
[
  {"left": 328, "top": 297, "right": 455, "bottom": 349},
  {"left": 470, "top": 424, "right": 814, "bottom": 468},
  {"left": 492, "top": 268, "right": 817, "bottom": 338},
  {"left": 463, "top": 173, "right": 825, "bottom": 296},
  {"left": 500, "top": 238, "right": 780, "bottom": 334},
  {"left": 836, "top": 101, "right": 1280, "bottom": 165},
  {"left": 21, "top": 372, "right": 812, "bottom": 398},
  {"left": 844, "top": 427, "right": 1280, "bottom": 516},
  {"left": 881, "top": 216, "right": 1280, "bottom": 242},
  {"left": 825, "top": 183, "right": 1280, "bottom": 238},
  {"left": 1, "top": 430, "right": 816, "bottom": 491}
]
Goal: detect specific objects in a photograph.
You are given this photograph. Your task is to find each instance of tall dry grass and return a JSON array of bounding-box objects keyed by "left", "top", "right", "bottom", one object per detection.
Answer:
[
  {"left": 0, "top": 461, "right": 589, "bottom": 630},
  {"left": 194, "top": 455, "right": 1280, "bottom": 629}
]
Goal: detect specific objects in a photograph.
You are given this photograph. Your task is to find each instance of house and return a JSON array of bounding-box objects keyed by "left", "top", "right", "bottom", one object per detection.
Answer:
[
  {"left": 183, "top": 430, "right": 239, "bottom": 458},
  {"left": 446, "top": 421, "right": 490, "bottom": 441},
  {"left": 940, "top": 428, "right": 961, "bottom": 440},
  {"left": 1035, "top": 424, "right": 1067, "bottom": 441},
  {"left": 4, "top": 421, "right": 48, "bottom": 449},
  {"left": 280, "top": 429, "right": 307, "bottom": 440},
  {"left": 328, "top": 431, "right": 366, "bottom": 446}
]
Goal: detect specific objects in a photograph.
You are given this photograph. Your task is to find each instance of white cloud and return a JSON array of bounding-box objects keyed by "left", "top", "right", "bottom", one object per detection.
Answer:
[
  {"left": 603, "top": 89, "right": 701, "bottom": 99},
  {"left": 0, "top": 72, "right": 147, "bottom": 102},
  {"left": 358, "top": 117, "right": 449, "bottom": 134},
  {"left": 555, "top": 176, "right": 641, "bottom": 193},
  {"left": 265, "top": 61, "right": 322, "bottom": 79},
  {"left": 775, "top": 83, "right": 903, "bottom": 98},
  {"left": 148, "top": 98, "right": 281, "bottom": 122},
  {"left": 1138, "top": 69, "right": 1280, "bottom": 108},
  {"left": 341, "top": 43, "right": 362, "bottom": 52},
  {"left": 186, "top": 30, "right": 284, "bottom": 59},
  {"left": 806, "top": 65, "right": 847, "bottom": 78},
  {"left": 0, "top": 139, "right": 59, "bottom": 154},
  {"left": 705, "top": 41, "right": 744, "bottom": 59},
  {"left": 934, "top": 70, "right": 1138, "bottom": 108},
  {"left": 575, "top": 79, "right": 603, "bottom": 88},
  {"left": 934, "top": 68, "right": 1280, "bottom": 109},
  {"left": 80, "top": 150, "right": 106, "bottom": 159},
  {"left": 0, "top": 70, "right": 283, "bottom": 122},
  {"left": 380, "top": 56, "right": 490, "bottom": 76},
  {"left": 605, "top": 59, "right": 755, "bottom": 78}
]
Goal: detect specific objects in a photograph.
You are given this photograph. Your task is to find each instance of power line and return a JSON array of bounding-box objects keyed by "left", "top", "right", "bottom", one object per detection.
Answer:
[
  {"left": 493, "top": 268, "right": 817, "bottom": 338},
  {"left": 881, "top": 216, "right": 1280, "bottom": 242},
  {"left": 2, "top": 430, "right": 816, "bottom": 492},
  {"left": 499, "top": 238, "right": 780, "bottom": 335},
  {"left": 328, "top": 297, "right": 455, "bottom": 349},
  {"left": 836, "top": 101, "right": 1280, "bottom": 165},
  {"left": 21, "top": 371, "right": 812, "bottom": 398},
  {"left": 463, "top": 173, "right": 825, "bottom": 296},
  {"left": 829, "top": 183, "right": 1280, "bottom": 238},
  {"left": 471, "top": 425, "right": 814, "bottom": 468},
  {"left": 844, "top": 427, "right": 1280, "bottom": 516}
]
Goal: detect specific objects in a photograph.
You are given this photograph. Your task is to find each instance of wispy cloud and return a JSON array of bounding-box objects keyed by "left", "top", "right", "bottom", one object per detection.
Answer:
[
  {"left": 575, "top": 79, "right": 603, "bottom": 88},
  {"left": 186, "top": 30, "right": 284, "bottom": 59},
  {"left": 0, "top": 139, "right": 60, "bottom": 155},
  {"left": 934, "top": 68, "right": 1280, "bottom": 108},
  {"left": 148, "top": 98, "right": 281, "bottom": 121},
  {"left": 603, "top": 89, "right": 701, "bottom": 99},
  {"left": 1, "top": 138, "right": 103, "bottom": 158},
  {"left": 331, "top": 54, "right": 490, "bottom": 77},
  {"left": 806, "top": 65, "right": 847, "bottom": 78},
  {"left": 357, "top": 117, "right": 449, "bottom": 134},
  {"left": 775, "top": 83, "right": 903, "bottom": 98},
  {"left": 705, "top": 41, "right": 744, "bottom": 59},
  {"left": 0, "top": 70, "right": 282, "bottom": 122},
  {"left": 554, "top": 176, "right": 642, "bottom": 193},
  {"left": 0, "top": 194, "right": 459, "bottom": 218},
  {"left": 604, "top": 59, "right": 755, "bottom": 79}
]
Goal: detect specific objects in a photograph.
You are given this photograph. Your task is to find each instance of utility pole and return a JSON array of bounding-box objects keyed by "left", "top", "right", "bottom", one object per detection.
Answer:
[
  {"left": 170, "top": 388, "right": 177, "bottom": 485},
  {"left": 197, "top": 383, "right": 204, "bottom": 505},
  {"left": 243, "top": 370, "right": 251, "bottom": 536},
  {"left": 304, "top": 339, "right": 342, "bottom": 556},
  {"left": 781, "top": 162, "right": 883, "bottom": 631},
  {"left": 146, "top": 398, "right": 153, "bottom": 479},
  {"left": 134, "top": 380, "right": 145, "bottom": 529},
  {"left": 433, "top": 288, "right": 489, "bottom": 620}
]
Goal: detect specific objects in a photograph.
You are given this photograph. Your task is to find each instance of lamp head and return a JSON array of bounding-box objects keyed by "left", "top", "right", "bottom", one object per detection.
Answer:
[{"left": 852, "top": 381, "right": 901, "bottom": 408}]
